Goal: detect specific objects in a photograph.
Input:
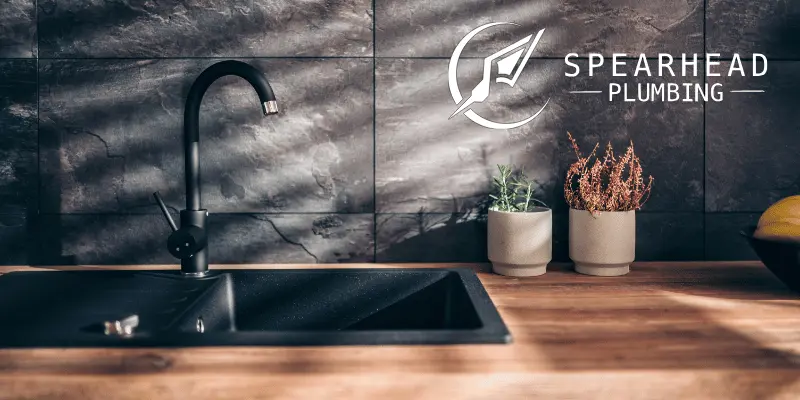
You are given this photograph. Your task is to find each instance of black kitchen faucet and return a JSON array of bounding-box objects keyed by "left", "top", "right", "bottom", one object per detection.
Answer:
[{"left": 153, "top": 60, "right": 279, "bottom": 276}]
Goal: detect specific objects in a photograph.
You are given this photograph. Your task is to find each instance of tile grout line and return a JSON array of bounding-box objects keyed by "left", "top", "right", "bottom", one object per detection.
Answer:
[
  {"left": 25, "top": 0, "right": 41, "bottom": 265},
  {"left": 10, "top": 56, "right": 800, "bottom": 61},
  {"left": 32, "top": 211, "right": 731, "bottom": 217},
  {"left": 372, "top": 0, "right": 378, "bottom": 263},
  {"left": 703, "top": 0, "right": 708, "bottom": 260},
  {"left": 35, "top": 212, "right": 384, "bottom": 216},
  {"left": 34, "top": 0, "right": 42, "bottom": 230}
]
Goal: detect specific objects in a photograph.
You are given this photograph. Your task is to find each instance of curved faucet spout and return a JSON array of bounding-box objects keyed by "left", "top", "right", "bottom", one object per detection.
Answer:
[
  {"left": 168, "top": 60, "right": 278, "bottom": 276},
  {"left": 183, "top": 60, "right": 278, "bottom": 211}
]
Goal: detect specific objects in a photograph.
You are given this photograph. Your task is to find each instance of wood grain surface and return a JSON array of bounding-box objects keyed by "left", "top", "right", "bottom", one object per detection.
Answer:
[{"left": 0, "top": 262, "right": 798, "bottom": 400}]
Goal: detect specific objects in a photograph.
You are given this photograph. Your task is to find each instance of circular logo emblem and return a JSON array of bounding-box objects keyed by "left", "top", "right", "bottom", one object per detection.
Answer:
[{"left": 448, "top": 22, "right": 550, "bottom": 129}]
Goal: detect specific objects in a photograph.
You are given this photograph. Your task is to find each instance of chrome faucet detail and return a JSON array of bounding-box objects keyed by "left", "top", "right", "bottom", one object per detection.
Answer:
[{"left": 154, "top": 60, "right": 279, "bottom": 276}]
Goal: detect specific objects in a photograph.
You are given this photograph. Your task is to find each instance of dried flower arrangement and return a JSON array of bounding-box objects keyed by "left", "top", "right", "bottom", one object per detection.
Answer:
[
  {"left": 564, "top": 132, "right": 653, "bottom": 214},
  {"left": 490, "top": 164, "right": 548, "bottom": 212}
]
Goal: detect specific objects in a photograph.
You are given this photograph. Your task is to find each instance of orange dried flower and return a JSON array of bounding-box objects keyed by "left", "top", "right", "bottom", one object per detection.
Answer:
[{"left": 564, "top": 132, "right": 653, "bottom": 213}]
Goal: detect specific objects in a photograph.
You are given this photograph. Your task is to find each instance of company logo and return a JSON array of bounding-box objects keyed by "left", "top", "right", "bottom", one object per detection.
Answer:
[
  {"left": 449, "top": 23, "right": 768, "bottom": 128},
  {"left": 448, "top": 22, "right": 550, "bottom": 129}
]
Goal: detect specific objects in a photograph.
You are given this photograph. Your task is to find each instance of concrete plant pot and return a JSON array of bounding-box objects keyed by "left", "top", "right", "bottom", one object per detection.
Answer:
[
  {"left": 488, "top": 208, "right": 552, "bottom": 277},
  {"left": 569, "top": 208, "right": 635, "bottom": 276}
]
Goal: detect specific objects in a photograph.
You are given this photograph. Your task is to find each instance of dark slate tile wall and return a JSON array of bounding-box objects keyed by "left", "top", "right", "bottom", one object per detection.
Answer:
[
  {"left": 376, "top": 0, "right": 703, "bottom": 57},
  {"left": 0, "top": 0, "right": 797, "bottom": 264},
  {"left": 705, "top": 213, "right": 760, "bottom": 261},
  {"left": 0, "top": 60, "right": 36, "bottom": 265},
  {"left": 375, "top": 58, "right": 703, "bottom": 214},
  {"left": 707, "top": 1, "right": 800, "bottom": 58},
  {"left": 38, "top": 59, "right": 373, "bottom": 214},
  {"left": 38, "top": 0, "right": 373, "bottom": 57},
  {"left": 32, "top": 214, "right": 374, "bottom": 265},
  {"left": 0, "top": 0, "right": 36, "bottom": 57},
  {"left": 706, "top": 61, "right": 800, "bottom": 212},
  {"left": 0, "top": 60, "right": 36, "bottom": 215}
]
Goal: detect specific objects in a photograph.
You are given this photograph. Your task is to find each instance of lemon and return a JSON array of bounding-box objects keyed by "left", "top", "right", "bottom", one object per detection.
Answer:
[
  {"left": 754, "top": 195, "right": 800, "bottom": 243},
  {"left": 758, "top": 195, "right": 800, "bottom": 227}
]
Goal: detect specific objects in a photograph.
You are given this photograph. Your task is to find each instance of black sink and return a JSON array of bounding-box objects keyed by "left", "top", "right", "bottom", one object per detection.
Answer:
[{"left": 0, "top": 268, "right": 510, "bottom": 347}]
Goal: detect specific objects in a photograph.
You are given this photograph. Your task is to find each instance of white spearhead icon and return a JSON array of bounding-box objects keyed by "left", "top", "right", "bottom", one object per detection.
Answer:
[{"left": 449, "top": 28, "right": 545, "bottom": 119}]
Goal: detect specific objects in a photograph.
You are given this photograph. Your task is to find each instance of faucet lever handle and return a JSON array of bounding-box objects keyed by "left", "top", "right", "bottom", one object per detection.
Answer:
[{"left": 153, "top": 191, "right": 178, "bottom": 232}]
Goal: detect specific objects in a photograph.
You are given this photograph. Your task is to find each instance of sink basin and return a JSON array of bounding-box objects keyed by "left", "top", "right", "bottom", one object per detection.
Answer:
[{"left": 0, "top": 268, "right": 510, "bottom": 347}]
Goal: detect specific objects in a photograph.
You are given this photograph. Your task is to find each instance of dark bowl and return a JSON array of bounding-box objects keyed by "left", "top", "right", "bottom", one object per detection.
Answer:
[{"left": 741, "top": 226, "right": 800, "bottom": 292}]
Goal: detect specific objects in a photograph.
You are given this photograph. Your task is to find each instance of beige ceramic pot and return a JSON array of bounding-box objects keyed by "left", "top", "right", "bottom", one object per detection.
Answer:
[
  {"left": 569, "top": 208, "right": 635, "bottom": 276},
  {"left": 488, "top": 208, "right": 552, "bottom": 277}
]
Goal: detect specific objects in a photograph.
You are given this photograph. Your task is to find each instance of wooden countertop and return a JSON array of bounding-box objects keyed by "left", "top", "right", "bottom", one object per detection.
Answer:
[{"left": 0, "top": 262, "right": 799, "bottom": 400}]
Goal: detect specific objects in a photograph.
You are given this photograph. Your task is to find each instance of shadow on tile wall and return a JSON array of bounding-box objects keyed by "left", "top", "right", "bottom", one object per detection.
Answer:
[{"left": 0, "top": 0, "right": 798, "bottom": 264}]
